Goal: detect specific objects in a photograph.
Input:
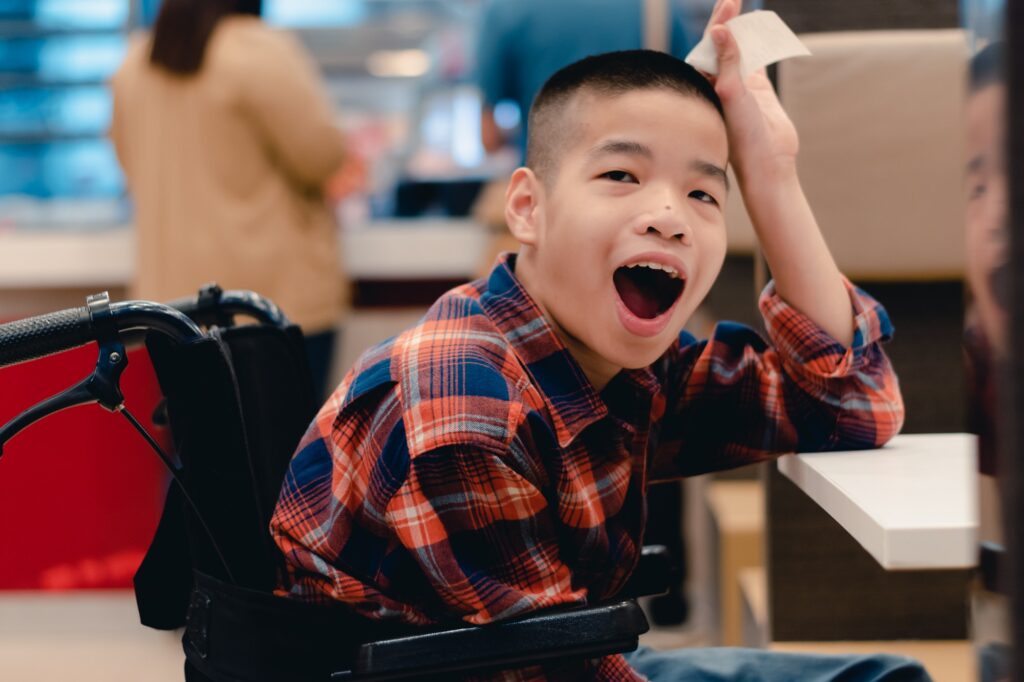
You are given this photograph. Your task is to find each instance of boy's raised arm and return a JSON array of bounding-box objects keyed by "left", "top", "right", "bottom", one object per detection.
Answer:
[{"left": 704, "top": 0, "right": 854, "bottom": 347}]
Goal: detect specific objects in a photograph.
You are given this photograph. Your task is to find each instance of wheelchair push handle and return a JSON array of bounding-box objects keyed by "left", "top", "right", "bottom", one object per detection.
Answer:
[
  {"left": 166, "top": 284, "right": 291, "bottom": 329},
  {"left": 0, "top": 297, "right": 204, "bottom": 370},
  {"left": 0, "top": 306, "right": 93, "bottom": 369},
  {"left": 0, "top": 284, "right": 289, "bottom": 370}
]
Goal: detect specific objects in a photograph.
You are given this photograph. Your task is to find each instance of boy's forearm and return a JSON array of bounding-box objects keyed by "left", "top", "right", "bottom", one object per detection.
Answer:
[
  {"left": 701, "top": 0, "right": 855, "bottom": 347},
  {"left": 740, "top": 166, "right": 855, "bottom": 347}
]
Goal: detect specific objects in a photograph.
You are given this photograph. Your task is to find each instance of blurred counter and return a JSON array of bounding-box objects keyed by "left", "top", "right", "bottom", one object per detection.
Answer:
[
  {"left": 0, "top": 219, "right": 491, "bottom": 317},
  {"left": 0, "top": 227, "right": 133, "bottom": 319},
  {"left": 0, "top": 228, "right": 133, "bottom": 291}
]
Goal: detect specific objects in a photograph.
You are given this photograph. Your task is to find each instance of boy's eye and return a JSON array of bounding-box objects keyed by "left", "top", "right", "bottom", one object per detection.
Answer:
[
  {"left": 690, "top": 190, "right": 719, "bottom": 206},
  {"left": 601, "top": 170, "right": 638, "bottom": 183}
]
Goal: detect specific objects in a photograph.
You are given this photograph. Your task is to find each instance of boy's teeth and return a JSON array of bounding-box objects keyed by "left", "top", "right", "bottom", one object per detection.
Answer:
[{"left": 628, "top": 261, "right": 681, "bottom": 279}]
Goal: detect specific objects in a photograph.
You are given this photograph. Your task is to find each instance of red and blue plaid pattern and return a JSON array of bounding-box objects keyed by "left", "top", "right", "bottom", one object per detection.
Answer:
[{"left": 270, "top": 254, "right": 903, "bottom": 681}]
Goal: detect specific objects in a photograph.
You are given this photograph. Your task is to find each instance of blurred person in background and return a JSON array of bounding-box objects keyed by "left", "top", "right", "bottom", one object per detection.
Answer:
[
  {"left": 109, "top": 0, "right": 350, "bottom": 400},
  {"left": 476, "top": 0, "right": 704, "bottom": 161},
  {"left": 962, "top": 40, "right": 1010, "bottom": 682},
  {"left": 964, "top": 41, "right": 1008, "bottom": 478}
]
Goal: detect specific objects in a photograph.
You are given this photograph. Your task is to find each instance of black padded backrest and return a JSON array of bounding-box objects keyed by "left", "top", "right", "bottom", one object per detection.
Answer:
[
  {"left": 216, "top": 324, "right": 318, "bottom": 532},
  {"left": 136, "top": 324, "right": 316, "bottom": 628}
]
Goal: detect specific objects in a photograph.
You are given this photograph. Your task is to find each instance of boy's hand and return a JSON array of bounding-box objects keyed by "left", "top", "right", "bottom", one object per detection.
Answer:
[
  {"left": 702, "top": 0, "right": 799, "bottom": 183},
  {"left": 698, "top": 0, "right": 855, "bottom": 347}
]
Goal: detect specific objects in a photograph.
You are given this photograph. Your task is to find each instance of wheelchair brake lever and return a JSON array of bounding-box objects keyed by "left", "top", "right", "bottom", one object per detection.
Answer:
[{"left": 0, "top": 294, "right": 128, "bottom": 459}]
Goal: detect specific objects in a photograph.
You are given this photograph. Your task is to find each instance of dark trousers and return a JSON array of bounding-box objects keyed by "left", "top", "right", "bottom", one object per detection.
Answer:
[
  {"left": 304, "top": 330, "right": 337, "bottom": 402},
  {"left": 645, "top": 480, "right": 688, "bottom": 624}
]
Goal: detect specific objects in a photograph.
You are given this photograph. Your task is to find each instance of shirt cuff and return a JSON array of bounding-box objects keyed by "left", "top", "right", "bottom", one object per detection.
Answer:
[{"left": 758, "top": 276, "right": 894, "bottom": 379}]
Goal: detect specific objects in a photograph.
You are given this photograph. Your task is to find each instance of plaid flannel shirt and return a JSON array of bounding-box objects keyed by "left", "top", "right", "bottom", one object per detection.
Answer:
[{"left": 270, "top": 254, "right": 903, "bottom": 681}]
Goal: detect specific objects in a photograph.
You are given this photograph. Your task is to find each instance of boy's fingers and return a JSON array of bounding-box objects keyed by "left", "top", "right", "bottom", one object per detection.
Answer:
[
  {"left": 706, "top": 0, "right": 736, "bottom": 35},
  {"left": 712, "top": 26, "right": 743, "bottom": 98},
  {"left": 713, "top": 26, "right": 739, "bottom": 64},
  {"left": 713, "top": 0, "right": 740, "bottom": 27},
  {"left": 707, "top": 0, "right": 725, "bottom": 27}
]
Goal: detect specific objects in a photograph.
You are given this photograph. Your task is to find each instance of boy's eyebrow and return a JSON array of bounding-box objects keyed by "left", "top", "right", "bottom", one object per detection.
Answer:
[
  {"left": 586, "top": 139, "right": 653, "bottom": 160},
  {"left": 692, "top": 160, "right": 730, "bottom": 192}
]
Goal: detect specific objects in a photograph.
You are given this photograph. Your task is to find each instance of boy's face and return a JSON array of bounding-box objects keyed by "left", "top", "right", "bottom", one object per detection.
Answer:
[{"left": 509, "top": 88, "right": 729, "bottom": 383}]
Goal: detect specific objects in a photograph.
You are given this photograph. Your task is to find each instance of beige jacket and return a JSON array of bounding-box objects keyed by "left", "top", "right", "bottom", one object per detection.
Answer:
[{"left": 110, "top": 16, "right": 346, "bottom": 332}]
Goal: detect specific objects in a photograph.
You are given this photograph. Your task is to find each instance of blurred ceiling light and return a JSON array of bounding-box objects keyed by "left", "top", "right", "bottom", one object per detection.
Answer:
[{"left": 366, "top": 50, "right": 430, "bottom": 78}]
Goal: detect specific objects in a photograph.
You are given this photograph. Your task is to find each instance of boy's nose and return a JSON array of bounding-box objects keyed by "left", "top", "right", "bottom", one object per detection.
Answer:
[{"left": 637, "top": 205, "right": 691, "bottom": 245}]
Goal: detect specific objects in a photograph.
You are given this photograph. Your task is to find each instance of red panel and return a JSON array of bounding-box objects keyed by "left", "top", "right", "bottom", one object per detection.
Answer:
[{"left": 0, "top": 344, "right": 170, "bottom": 590}]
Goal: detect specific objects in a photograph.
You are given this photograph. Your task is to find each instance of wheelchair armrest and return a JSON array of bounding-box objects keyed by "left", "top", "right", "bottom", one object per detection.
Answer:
[
  {"left": 334, "top": 600, "right": 649, "bottom": 681},
  {"left": 619, "top": 544, "right": 674, "bottom": 599}
]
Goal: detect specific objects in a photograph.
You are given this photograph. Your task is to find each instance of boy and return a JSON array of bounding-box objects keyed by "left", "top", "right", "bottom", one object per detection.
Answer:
[{"left": 271, "top": 1, "right": 922, "bottom": 679}]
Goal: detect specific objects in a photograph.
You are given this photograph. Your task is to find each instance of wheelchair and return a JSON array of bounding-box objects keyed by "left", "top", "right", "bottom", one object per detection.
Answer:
[{"left": 0, "top": 286, "right": 672, "bottom": 681}]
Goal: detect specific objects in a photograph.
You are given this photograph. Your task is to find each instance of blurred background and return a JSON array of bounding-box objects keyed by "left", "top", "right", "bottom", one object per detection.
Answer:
[
  {"left": 0, "top": 0, "right": 497, "bottom": 227},
  {"left": 0, "top": 1, "right": 1017, "bottom": 681}
]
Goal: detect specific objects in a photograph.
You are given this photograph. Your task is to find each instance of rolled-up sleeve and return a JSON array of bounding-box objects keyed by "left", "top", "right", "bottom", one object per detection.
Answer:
[{"left": 652, "top": 278, "right": 904, "bottom": 479}]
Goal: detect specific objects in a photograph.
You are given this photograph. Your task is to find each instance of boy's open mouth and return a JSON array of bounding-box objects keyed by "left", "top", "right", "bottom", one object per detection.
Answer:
[{"left": 613, "top": 262, "right": 686, "bottom": 320}]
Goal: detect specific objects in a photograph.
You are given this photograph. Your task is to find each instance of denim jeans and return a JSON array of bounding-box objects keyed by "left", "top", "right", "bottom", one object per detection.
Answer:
[{"left": 624, "top": 646, "right": 933, "bottom": 682}]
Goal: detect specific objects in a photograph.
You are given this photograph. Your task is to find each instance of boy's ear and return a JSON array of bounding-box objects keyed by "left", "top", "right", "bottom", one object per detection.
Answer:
[{"left": 505, "top": 167, "right": 545, "bottom": 246}]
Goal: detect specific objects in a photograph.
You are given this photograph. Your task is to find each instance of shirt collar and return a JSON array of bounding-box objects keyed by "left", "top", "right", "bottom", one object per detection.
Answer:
[
  {"left": 480, "top": 253, "right": 659, "bottom": 447},
  {"left": 479, "top": 254, "right": 606, "bottom": 447}
]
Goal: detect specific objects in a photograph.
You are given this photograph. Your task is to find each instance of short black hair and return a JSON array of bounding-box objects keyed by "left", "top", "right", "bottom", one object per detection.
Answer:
[{"left": 526, "top": 49, "right": 724, "bottom": 180}]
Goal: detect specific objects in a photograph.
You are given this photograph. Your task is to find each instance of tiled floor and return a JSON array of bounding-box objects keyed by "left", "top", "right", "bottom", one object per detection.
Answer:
[{"left": 0, "top": 591, "right": 183, "bottom": 682}]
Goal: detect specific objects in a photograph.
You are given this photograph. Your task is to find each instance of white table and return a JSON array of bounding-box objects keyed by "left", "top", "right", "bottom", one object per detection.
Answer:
[{"left": 777, "top": 433, "right": 978, "bottom": 570}]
